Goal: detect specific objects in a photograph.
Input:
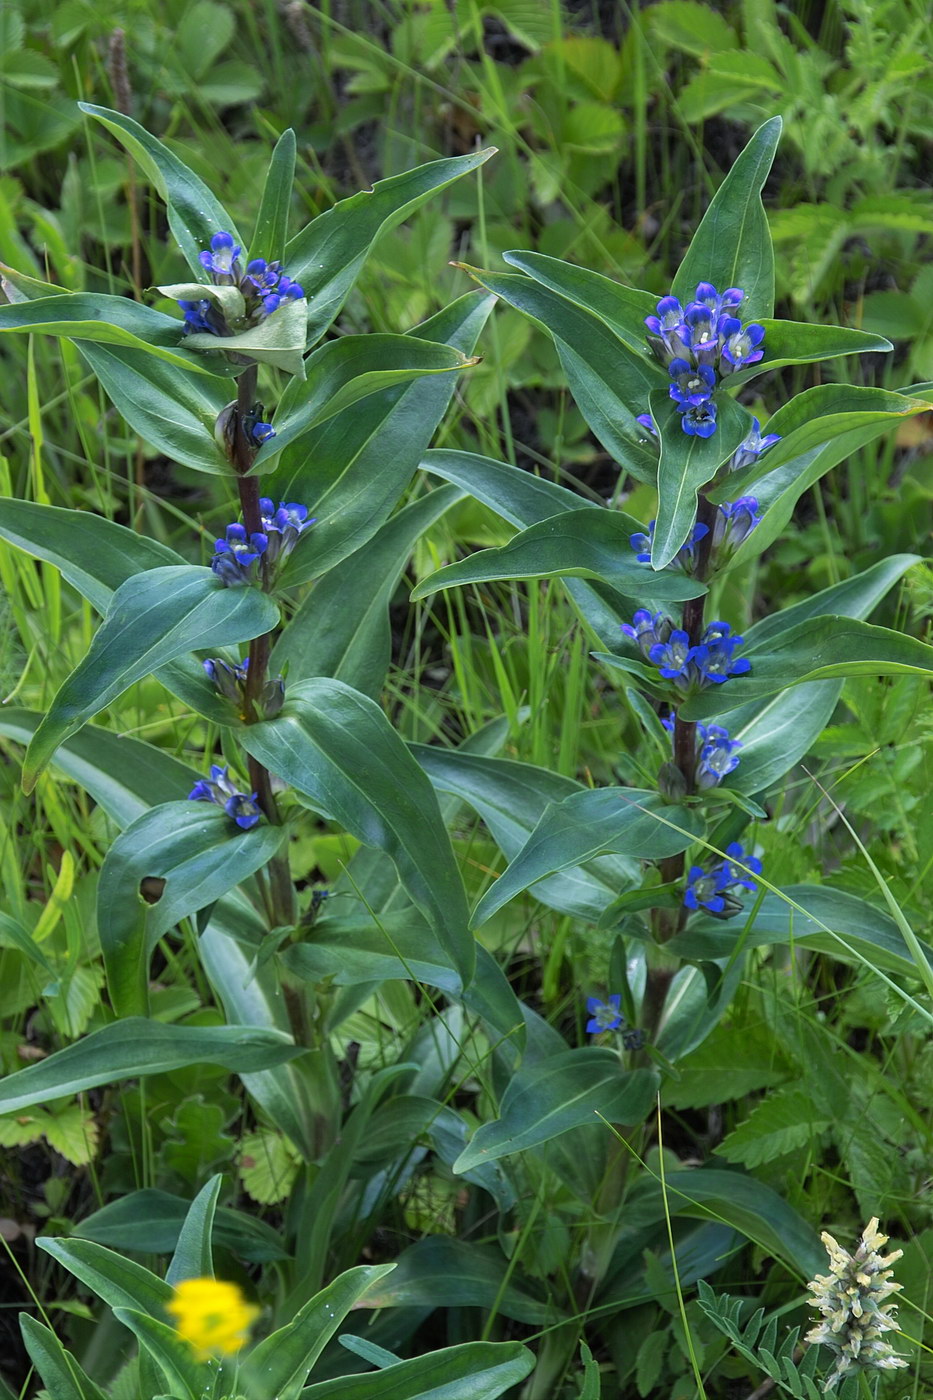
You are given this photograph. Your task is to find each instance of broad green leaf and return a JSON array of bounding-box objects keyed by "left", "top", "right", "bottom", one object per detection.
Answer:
[
  {"left": 724, "top": 319, "right": 892, "bottom": 387},
  {"left": 113, "top": 1310, "right": 208, "bottom": 1400},
  {"left": 240, "top": 679, "right": 475, "bottom": 985},
  {"left": 455, "top": 1053, "right": 658, "bottom": 1170},
  {"left": 460, "top": 266, "right": 665, "bottom": 482},
  {"left": 24, "top": 568, "right": 278, "bottom": 790},
  {"left": 198, "top": 895, "right": 325, "bottom": 1159},
  {"left": 412, "top": 745, "right": 640, "bottom": 924},
  {"left": 708, "top": 384, "right": 926, "bottom": 500},
  {"left": 742, "top": 554, "right": 921, "bottom": 650},
  {"left": 79, "top": 103, "right": 241, "bottom": 279},
  {"left": 285, "top": 148, "right": 496, "bottom": 345},
  {"left": 0, "top": 1019, "right": 303, "bottom": 1114},
  {"left": 679, "top": 616, "right": 933, "bottom": 722},
  {"left": 74, "top": 1188, "right": 288, "bottom": 1262},
  {"left": 503, "top": 249, "right": 656, "bottom": 353},
  {"left": 241, "top": 1265, "right": 395, "bottom": 1400},
  {"left": 649, "top": 390, "right": 752, "bottom": 569},
  {"left": 37, "top": 1237, "right": 172, "bottom": 1314},
  {"left": 0, "top": 504, "right": 253, "bottom": 725},
  {"left": 20, "top": 1316, "right": 108, "bottom": 1400},
  {"left": 0, "top": 711, "right": 199, "bottom": 828},
  {"left": 670, "top": 886, "right": 932, "bottom": 980},
  {"left": 471, "top": 789, "right": 703, "bottom": 925},
  {"left": 300, "top": 1340, "right": 535, "bottom": 1400},
  {"left": 0, "top": 294, "right": 228, "bottom": 374},
  {"left": 272, "top": 293, "right": 495, "bottom": 586},
  {"left": 97, "top": 803, "right": 287, "bottom": 1016},
  {"left": 187, "top": 295, "right": 308, "bottom": 377},
  {"left": 671, "top": 116, "right": 781, "bottom": 321},
  {"left": 252, "top": 127, "right": 296, "bottom": 263},
  {"left": 648, "top": 1, "right": 737, "bottom": 55},
  {"left": 255, "top": 335, "right": 473, "bottom": 471},
  {"left": 412, "top": 508, "right": 707, "bottom": 602},
  {"left": 273, "top": 486, "right": 464, "bottom": 697},
  {"left": 357, "top": 1239, "right": 559, "bottom": 1325},
  {"left": 166, "top": 1176, "right": 222, "bottom": 1285},
  {"left": 78, "top": 342, "right": 231, "bottom": 475},
  {"left": 283, "top": 913, "right": 462, "bottom": 995},
  {"left": 0, "top": 499, "right": 184, "bottom": 614}
]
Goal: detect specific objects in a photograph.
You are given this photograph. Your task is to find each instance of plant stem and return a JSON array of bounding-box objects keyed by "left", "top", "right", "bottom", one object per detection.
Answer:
[{"left": 231, "top": 363, "right": 296, "bottom": 931}]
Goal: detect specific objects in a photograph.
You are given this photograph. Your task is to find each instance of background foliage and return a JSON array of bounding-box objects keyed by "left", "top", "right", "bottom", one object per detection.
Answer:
[{"left": 1, "top": 1, "right": 931, "bottom": 1398}]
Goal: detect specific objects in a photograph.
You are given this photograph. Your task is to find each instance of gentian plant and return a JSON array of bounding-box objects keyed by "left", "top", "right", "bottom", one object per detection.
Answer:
[{"left": 0, "top": 110, "right": 930, "bottom": 1400}]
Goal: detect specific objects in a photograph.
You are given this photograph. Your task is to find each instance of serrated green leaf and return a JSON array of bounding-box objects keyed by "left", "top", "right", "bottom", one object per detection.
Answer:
[{"left": 717, "top": 1088, "right": 832, "bottom": 1169}]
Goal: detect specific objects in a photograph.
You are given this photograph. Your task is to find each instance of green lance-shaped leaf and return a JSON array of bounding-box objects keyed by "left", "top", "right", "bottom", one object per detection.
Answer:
[
  {"left": 669, "top": 884, "right": 933, "bottom": 981},
  {"left": 20, "top": 1316, "right": 108, "bottom": 1400},
  {"left": 723, "top": 319, "right": 892, "bottom": 387},
  {"left": 112, "top": 1310, "right": 209, "bottom": 1400},
  {"left": 671, "top": 115, "right": 781, "bottom": 321},
  {"left": 186, "top": 295, "right": 309, "bottom": 377},
  {"left": 273, "top": 485, "right": 465, "bottom": 698},
  {"left": 272, "top": 292, "right": 495, "bottom": 586},
  {"left": 454, "top": 1052, "right": 659, "bottom": 1171},
  {"left": 0, "top": 710, "right": 200, "bottom": 828},
  {"left": 300, "top": 1340, "right": 535, "bottom": 1400},
  {"left": 707, "top": 383, "right": 927, "bottom": 501},
  {"left": 472, "top": 788, "right": 703, "bottom": 926},
  {"left": 285, "top": 147, "right": 496, "bottom": 346},
  {"left": 37, "top": 1236, "right": 171, "bottom": 1315},
  {"left": 98, "top": 804, "right": 288, "bottom": 1017},
  {"left": 0, "top": 1019, "right": 303, "bottom": 1115},
  {"left": 649, "top": 389, "right": 752, "bottom": 570},
  {"left": 251, "top": 127, "right": 296, "bottom": 264},
  {"left": 23, "top": 567, "right": 279, "bottom": 791},
  {"left": 356, "top": 1240, "right": 560, "bottom": 1325},
  {"left": 239, "top": 678, "right": 475, "bottom": 986},
  {"left": 412, "top": 508, "right": 707, "bottom": 603},
  {"left": 503, "top": 248, "right": 657, "bottom": 352},
  {"left": 166, "top": 1177, "right": 222, "bottom": 1285},
  {"left": 240, "top": 1265, "right": 395, "bottom": 1400},
  {"left": 459, "top": 265, "right": 666, "bottom": 481},
  {"left": 678, "top": 615, "right": 933, "bottom": 722},
  {"left": 0, "top": 499, "right": 185, "bottom": 613},
  {"left": 0, "top": 294, "right": 230, "bottom": 374},
  {"left": 79, "top": 102, "right": 242, "bottom": 279},
  {"left": 412, "top": 745, "right": 639, "bottom": 925},
  {"left": 78, "top": 342, "right": 231, "bottom": 475},
  {"left": 74, "top": 1188, "right": 289, "bottom": 1263},
  {"left": 253, "top": 334, "right": 475, "bottom": 471}
]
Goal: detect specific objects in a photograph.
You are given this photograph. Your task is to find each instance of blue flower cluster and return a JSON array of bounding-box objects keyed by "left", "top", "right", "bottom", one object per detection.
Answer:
[
  {"left": 636, "top": 412, "right": 780, "bottom": 477},
  {"left": 179, "top": 230, "right": 305, "bottom": 338},
  {"left": 622, "top": 611, "right": 751, "bottom": 689},
  {"left": 629, "top": 497, "right": 761, "bottom": 571},
  {"left": 661, "top": 715, "right": 742, "bottom": 787},
  {"left": 211, "top": 500, "right": 315, "bottom": 586},
  {"left": 188, "top": 764, "right": 262, "bottom": 829},
  {"left": 202, "top": 655, "right": 285, "bottom": 716},
  {"left": 684, "top": 841, "right": 762, "bottom": 915},
  {"left": 585, "top": 994, "right": 646, "bottom": 1049},
  {"left": 644, "top": 283, "right": 766, "bottom": 437}
]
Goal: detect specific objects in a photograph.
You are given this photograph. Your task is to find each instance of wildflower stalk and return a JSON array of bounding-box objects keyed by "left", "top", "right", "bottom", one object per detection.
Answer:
[{"left": 230, "top": 361, "right": 296, "bottom": 930}]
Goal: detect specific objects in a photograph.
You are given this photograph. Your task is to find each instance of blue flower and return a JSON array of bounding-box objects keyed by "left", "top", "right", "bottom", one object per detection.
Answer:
[
  {"left": 188, "top": 763, "right": 262, "bottom": 829},
  {"left": 251, "top": 420, "right": 276, "bottom": 445},
  {"left": 636, "top": 411, "right": 658, "bottom": 438},
  {"left": 691, "top": 283, "right": 744, "bottom": 318},
  {"left": 729, "top": 418, "right": 781, "bottom": 472},
  {"left": 644, "top": 295, "right": 688, "bottom": 364},
  {"left": 719, "top": 318, "right": 766, "bottom": 371},
  {"left": 586, "top": 994, "right": 624, "bottom": 1033},
  {"left": 179, "top": 298, "right": 221, "bottom": 336},
  {"left": 668, "top": 358, "right": 716, "bottom": 408},
  {"left": 198, "top": 231, "right": 241, "bottom": 279},
  {"left": 244, "top": 258, "right": 282, "bottom": 292},
  {"left": 696, "top": 724, "right": 742, "bottom": 787},
  {"left": 211, "top": 523, "right": 268, "bottom": 587},
  {"left": 258, "top": 498, "right": 316, "bottom": 564},
  {"left": 713, "top": 496, "right": 762, "bottom": 553},
  {"left": 624, "top": 616, "right": 750, "bottom": 690},
  {"left": 621, "top": 609, "right": 672, "bottom": 658},
  {"left": 684, "top": 840, "right": 761, "bottom": 915},
  {"left": 680, "top": 401, "right": 718, "bottom": 437},
  {"left": 680, "top": 306, "right": 725, "bottom": 365},
  {"left": 630, "top": 519, "right": 709, "bottom": 569}
]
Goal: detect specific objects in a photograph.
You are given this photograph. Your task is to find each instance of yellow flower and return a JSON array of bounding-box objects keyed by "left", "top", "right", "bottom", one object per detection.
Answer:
[{"left": 165, "top": 1277, "right": 260, "bottom": 1359}]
